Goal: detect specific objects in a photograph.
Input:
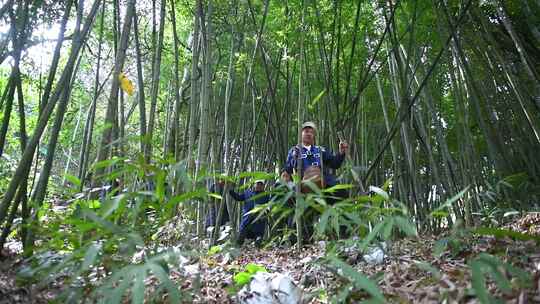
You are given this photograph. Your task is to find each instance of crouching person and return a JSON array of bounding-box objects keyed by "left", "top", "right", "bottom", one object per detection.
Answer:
[{"left": 229, "top": 180, "right": 269, "bottom": 246}]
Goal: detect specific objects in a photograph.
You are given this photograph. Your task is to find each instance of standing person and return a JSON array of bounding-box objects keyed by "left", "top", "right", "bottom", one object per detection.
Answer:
[
  {"left": 284, "top": 121, "right": 349, "bottom": 242},
  {"left": 284, "top": 121, "right": 349, "bottom": 193},
  {"left": 229, "top": 180, "right": 270, "bottom": 246}
]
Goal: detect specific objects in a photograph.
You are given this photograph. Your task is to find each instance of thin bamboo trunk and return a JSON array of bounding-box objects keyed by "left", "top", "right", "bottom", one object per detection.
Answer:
[{"left": 145, "top": 0, "right": 167, "bottom": 162}]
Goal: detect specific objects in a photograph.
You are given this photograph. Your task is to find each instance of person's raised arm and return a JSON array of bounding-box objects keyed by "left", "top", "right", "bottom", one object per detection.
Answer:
[
  {"left": 284, "top": 146, "right": 298, "bottom": 175},
  {"left": 323, "top": 146, "right": 344, "bottom": 169},
  {"left": 229, "top": 188, "right": 246, "bottom": 201}
]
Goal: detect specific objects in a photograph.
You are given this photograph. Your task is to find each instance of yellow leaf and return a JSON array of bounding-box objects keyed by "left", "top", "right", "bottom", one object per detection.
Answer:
[{"left": 118, "top": 72, "right": 135, "bottom": 96}]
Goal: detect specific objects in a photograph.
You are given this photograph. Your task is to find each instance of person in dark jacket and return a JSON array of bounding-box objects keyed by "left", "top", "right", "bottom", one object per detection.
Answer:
[
  {"left": 284, "top": 121, "right": 350, "bottom": 242},
  {"left": 284, "top": 121, "right": 349, "bottom": 192},
  {"left": 229, "top": 180, "right": 270, "bottom": 245}
]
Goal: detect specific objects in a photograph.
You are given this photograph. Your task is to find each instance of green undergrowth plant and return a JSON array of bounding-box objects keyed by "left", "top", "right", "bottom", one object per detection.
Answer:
[
  {"left": 321, "top": 253, "right": 385, "bottom": 304},
  {"left": 233, "top": 263, "right": 268, "bottom": 288},
  {"left": 479, "top": 172, "right": 540, "bottom": 211},
  {"left": 224, "top": 263, "right": 268, "bottom": 295},
  {"left": 17, "top": 156, "right": 216, "bottom": 303},
  {"left": 469, "top": 253, "right": 532, "bottom": 304},
  {"left": 428, "top": 187, "right": 534, "bottom": 303}
]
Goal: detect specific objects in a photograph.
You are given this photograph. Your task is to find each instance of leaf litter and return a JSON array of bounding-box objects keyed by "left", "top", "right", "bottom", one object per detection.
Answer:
[{"left": 1, "top": 214, "right": 539, "bottom": 303}]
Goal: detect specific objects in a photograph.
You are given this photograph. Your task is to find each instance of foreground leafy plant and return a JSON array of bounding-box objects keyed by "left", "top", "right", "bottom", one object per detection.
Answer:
[
  {"left": 233, "top": 263, "right": 268, "bottom": 288},
  {"left": 16, "top": 158, "right": 211, "bottom": 303},
  {"left": 469, "top": 253, "right": 532, "bottom": 304},
  {"left": 323, "top": 253, "right": 385, "bottom": 303}
]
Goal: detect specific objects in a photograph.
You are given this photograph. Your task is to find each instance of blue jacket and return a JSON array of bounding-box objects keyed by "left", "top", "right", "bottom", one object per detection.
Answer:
[
  {"left": 229, "top": 189, "right": 269, "bottom": 235},
  {"left": 285, "top": 145, "right": 345, "bottom": 187}
]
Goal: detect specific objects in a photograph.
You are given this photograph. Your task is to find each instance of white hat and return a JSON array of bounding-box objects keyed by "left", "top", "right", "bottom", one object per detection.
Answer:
[{"left": 302, "top": 121, "right": 316, "bottom": 131}]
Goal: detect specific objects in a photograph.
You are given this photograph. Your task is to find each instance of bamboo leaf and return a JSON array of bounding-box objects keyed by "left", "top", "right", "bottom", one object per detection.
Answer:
[
  {"left": 327, "top": 255, "right": 385, "bottom": 303},
  {"left": 245, "top": 263, "right": 267, "bottom": 274},
  {"left": 148, "top": 262, "right": 181, "bottom": 303},
  {"left": 80, "top": 243, "right": 101, "bottom": 272},
  {"left": 360, "top": 221, "right": 385, "bottom": 250},
  {"left": 393, "top": 216, "right": 417, "bottom": 236},
  {"left": 382, "top": 218, "right": 394, "bottom": 239},
  {"left": 368, "top": 186, "right": 389, "bottom": 201},
  {"left": 317, "top": 208, "right": 332, "bottom": 235},
  {"left": 430, "top": 187, "right": 469, "bottom": 217},
  {"left": 470, "top": 260, "right": 491, "bottom": 304},
  {"left": 233, "top": 272, "right": 252, "bottom": 286},
  {"left": 64, "top": 174, "right": 81, "bottom": 187},
  {"left": 131, "top": 268, "right": 145, "bottom": 304}
]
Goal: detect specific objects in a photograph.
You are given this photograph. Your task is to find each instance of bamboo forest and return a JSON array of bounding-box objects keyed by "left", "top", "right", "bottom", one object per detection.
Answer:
[{"left": 0, "top": 0, "right": 539, "bottom": 303}]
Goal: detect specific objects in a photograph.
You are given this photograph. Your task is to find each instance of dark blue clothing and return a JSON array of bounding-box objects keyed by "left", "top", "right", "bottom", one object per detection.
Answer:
[
  {"left": 229, "top": 189, "right": 269, "bottom": 238},
  {"left": 285, "top": 145, "right": 345, "bottom": 187}
]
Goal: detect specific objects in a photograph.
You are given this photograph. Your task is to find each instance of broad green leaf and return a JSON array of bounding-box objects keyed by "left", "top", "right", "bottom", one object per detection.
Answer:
[
  {"left": 64, "top": 174, "right": 81, "bottom": 187},
  {"left": 155, "top": 171, "right": 166, "bottom": 202},
  {"left": 354, "top": 194, "right": 372, "bottom": 204},
  {"left": 108, "top": 273, "right": 132, "bottom": 304},
  {"left": 309, "top": 89, "right": 325, "bottom": 108},
  {"left": 502, "top": 172, "right": 527, "bottom": 187},
  {"left": 88, "top": 200, "right": 101, "bottom": 209},
  {"left": 502, "top": 211, "right": 519, "bottom": 217},
  {"left": 82, "top": 210, "right": 122, "bottom": 234},
  {"left": 327, "top": 255, "right": 385, "bottom": 303},
  {"left": 208, "top": 193, "right": 223, "bottom": 200},
  {"left": 237, "top": 171, "right": 273, "bottom": 181},
  {"left": 100, "top": 193, "right": 128, "bottom": 218},
  {"left": 360, "top": 221, "right": 385, "bottom": 250},
  {"left": 430, "top": 187, "right": 469, "bottom": 217},
  {"left": 131, "top": 268, "right": 145, "bottom": 304},
  {"left": 504, "top": 263, "right": 533, "bottom": 288},
  {"left": 91, "top": 157, "right": 126, "bottom": 171},
  {"left": 331, "top": 210, "right": 340, "bottom": 237},
  {"left": 323, "top": 183, "right": 354, "bottom": 193},
  {"left": 148, "top": 262, "right": 181, "bottom": 303},
  {"left": 382, "top": 178, "right": 392, "bottom": 192},
  {"left": 317, "top": 209, "right": 332, "bottom": 235},
  {"left": 245, "top": 263, "right": 267, "bottom": 274},
  {"left": 246, "top": 203, "right": 268, "bottom": 216},
  {"left": 233, "top": 272, "right": 252, "bottom": 286},
  {"left": 80, "top": 243, "right": 100, "bottom": 272},
  {"left": 208, "top": 245, "right": 222, "bottom": 255},
  {"left": 476, "top": 254, "right": 512, "bottom": 294},
  {"left": 470, "top": 260, "right": 491, "bottom": 304},
  {"left": 166, "top": 190, "right": 205, "bottom": 208},
  {"left": 302, "top": 180, "right": 322, "bottom": 195},
  {"left": 382, "top": 218, "right": 394, "bottom": 239},
  {"left": 393, "top": 216, "right": 417, "bottom": 236},
  {"left": 368, "top": 186, "right": 389, "bottom": 201},
  {"left": 430, "top": 210, "right": 449, "bottom": 218},
  {"left": 271, "top": 209, "right": 292, "bottom": 230}
]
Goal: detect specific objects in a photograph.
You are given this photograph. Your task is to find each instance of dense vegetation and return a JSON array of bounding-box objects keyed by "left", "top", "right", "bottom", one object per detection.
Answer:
[{"left": 0, "top": 0, "right": 539, "bottom": 303}]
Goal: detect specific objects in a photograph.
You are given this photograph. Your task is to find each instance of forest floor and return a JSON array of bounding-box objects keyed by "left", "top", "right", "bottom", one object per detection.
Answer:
[{"left": 1, "top": 214, "right": 539, "bottom": 303}]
